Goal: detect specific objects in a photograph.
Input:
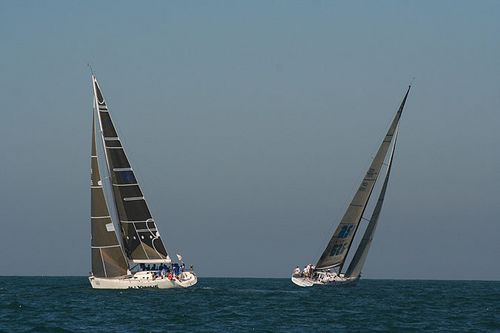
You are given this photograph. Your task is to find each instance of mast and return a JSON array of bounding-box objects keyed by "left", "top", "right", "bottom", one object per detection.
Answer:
[
  {"left": 90, "top": 108, "right": 129, "bottom": 277},
  {"left": 315, "top": 86, "right": 411, "bottom": 271},
  {"left": 345, "top": 128, "right": 398, "bottom": 278},
  {"left": 92, "top": 75, "right": 170, "bottom": 264}
]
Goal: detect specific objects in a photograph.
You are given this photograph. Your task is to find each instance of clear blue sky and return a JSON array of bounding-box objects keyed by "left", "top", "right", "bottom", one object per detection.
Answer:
[{"left": 0, "top": 1, "right": 499, "bottom": 279}]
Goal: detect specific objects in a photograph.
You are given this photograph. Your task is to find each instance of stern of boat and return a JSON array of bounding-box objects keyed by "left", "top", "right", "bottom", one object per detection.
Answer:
[{"left": 173, "top": 271, "right": 198, "bottom": 288}]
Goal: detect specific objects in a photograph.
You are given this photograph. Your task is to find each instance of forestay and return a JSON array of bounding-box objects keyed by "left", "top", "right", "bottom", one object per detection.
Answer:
[
  {"left": 92, "top": 76, "right": 170, "bottom": 264},
  {"left": 315, "top": 86, "right": 410, "bottom": 271}
]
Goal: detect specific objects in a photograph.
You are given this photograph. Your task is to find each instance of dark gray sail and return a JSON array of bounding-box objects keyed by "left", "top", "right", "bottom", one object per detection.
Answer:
[
  {"left": 315, "top": 86, "right": 410, "bottom": 271},
  {"left": 91, "top": 112, "right": 129, "bottom": 277},
  {"left": 92, "top": 76, "right": 170, "bottom": 263},
  {"left": 345, "top": 130, "right": 398, "bottom": 278}
]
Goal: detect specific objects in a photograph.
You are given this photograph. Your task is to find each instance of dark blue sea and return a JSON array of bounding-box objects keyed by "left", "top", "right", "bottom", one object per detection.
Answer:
[{"left": 0, "top": 277, "right": 498, "bottom": 332}]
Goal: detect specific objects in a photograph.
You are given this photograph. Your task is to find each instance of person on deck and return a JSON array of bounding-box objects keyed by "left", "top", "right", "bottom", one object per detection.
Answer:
[
  {"left": 307, "top": 264, "right": 315, "bottom": 278},
  {"left": 172, "top": 263, "right": 179, "bottom": 276}
]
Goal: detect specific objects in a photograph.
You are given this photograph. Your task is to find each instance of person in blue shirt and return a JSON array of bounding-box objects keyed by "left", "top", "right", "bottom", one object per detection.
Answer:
[{"left": 173, "top": 263, "right": 180, "bottom": 276}]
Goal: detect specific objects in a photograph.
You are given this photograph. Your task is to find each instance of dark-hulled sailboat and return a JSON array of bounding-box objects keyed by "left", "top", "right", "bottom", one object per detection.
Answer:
[
  {"left": 88, "top": 75, "right": 197, "bottom": 289},
  {"left": 291, "top": 86, "right": 410, "bottom": 287}
]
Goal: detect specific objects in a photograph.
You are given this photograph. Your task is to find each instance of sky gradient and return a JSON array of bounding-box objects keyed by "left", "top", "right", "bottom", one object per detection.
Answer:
[{"left": 0, "top": 1, "right": 499, "bottom": 279}]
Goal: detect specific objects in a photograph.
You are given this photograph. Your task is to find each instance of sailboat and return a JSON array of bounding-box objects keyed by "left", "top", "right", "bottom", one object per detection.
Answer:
[
  {"left": 88, "top": 74, "right": 197, "bottom": 289},
  {"left": 291, "top": 86, "right": 411, "bottom": 287}
]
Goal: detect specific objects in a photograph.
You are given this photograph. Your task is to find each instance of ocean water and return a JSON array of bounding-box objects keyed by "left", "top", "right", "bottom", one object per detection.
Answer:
[{"left": 0, "top": 277, "right": 498, "bottom": 332}]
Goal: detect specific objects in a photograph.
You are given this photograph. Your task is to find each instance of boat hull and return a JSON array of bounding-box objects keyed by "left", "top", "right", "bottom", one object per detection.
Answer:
[
  {"left": 291, "top": 272, "right": 358, "bottom": 287},
  {"left": 89, "top": 271, "right": 197, "bottom": 289}
]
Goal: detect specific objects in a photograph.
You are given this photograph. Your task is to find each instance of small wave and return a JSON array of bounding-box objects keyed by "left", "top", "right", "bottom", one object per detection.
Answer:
[
  {"left": 236, "top": 288, "right": 303, "bottom": 295},
  {"left": 26, "top": 325, "right": 73, "bottom": 333},
  {"left": 236, "top": 288, "right": 273, "bottom": 294},
  {"left": 0, "top": 301, "right": 29, "bottom": 310}
]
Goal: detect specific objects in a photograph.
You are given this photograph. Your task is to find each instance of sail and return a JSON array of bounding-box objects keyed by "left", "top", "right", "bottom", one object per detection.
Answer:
[
  {"left": 345, "top": 130, "right": 398, "bottom": 278},
  {"left": 92, "top": 76, "right": 170, "bottom": 263},
  {"left": 315, "top": 86, "right": 410, "bottom": 270},
  {"left": 91, "top": 112, "right": 129, "bottom": 277}
]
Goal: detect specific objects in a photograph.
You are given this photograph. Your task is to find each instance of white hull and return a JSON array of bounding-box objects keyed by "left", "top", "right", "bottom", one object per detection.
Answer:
[
  {"left": 291, "top": 272, "right": 358, "bottom": 287},
  {"left": 89, "top": 271, "right": 197, "bottom": 289}
]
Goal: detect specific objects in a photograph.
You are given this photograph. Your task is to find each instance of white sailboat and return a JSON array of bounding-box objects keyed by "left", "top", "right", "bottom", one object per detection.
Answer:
[
  {"left": 291, "top": 86, "right": 411, "bottom": 287},
  {"left": 88, "top": 75, "right": 197, "bottom": 289}
]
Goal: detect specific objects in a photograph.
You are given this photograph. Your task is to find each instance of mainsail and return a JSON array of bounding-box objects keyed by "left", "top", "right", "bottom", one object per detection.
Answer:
[
  {"left": 92, "top": 76, "right": 170, "bottom": 264},
  {"left": 91, "top": 113, "right": 129, "bottom": 277},
  {"left": 345, "top": 129, "right": 398, "bottom": 278},
  {"left": 315, "top": 86, "right": 410, "bottom": 271}
]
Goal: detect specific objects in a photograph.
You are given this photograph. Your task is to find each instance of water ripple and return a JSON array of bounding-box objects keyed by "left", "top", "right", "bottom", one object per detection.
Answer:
[{"left": 0, "top": 277, "right": 498, "bottom": 332}]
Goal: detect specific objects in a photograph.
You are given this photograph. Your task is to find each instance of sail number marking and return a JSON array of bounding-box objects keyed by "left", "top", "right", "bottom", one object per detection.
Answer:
[
  {"left": 329, "top": 243, "right": 347, "bottom": 257},
  {"left": 338, "top": 224, "right": 354, "bottom": 238}
]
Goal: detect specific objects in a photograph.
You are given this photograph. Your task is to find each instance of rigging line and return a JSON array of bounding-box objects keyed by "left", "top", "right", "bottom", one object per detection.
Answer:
[{"left": 146, "top": 218, "right": 165, "bottom": 258}]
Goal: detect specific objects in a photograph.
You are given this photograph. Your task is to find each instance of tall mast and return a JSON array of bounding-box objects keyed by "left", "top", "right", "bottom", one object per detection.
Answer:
[
  {"left": 315, "top": 86, "right": 411, "bottom": 271},
  {"left": 92, "top": 75, "right": 127, "bottom": 252},
  {"left": 92, "top": 75, "right": 171, "bottom": 264},
  {"left": 90, "top": 95, "right": 129, "bottom": 277}
]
